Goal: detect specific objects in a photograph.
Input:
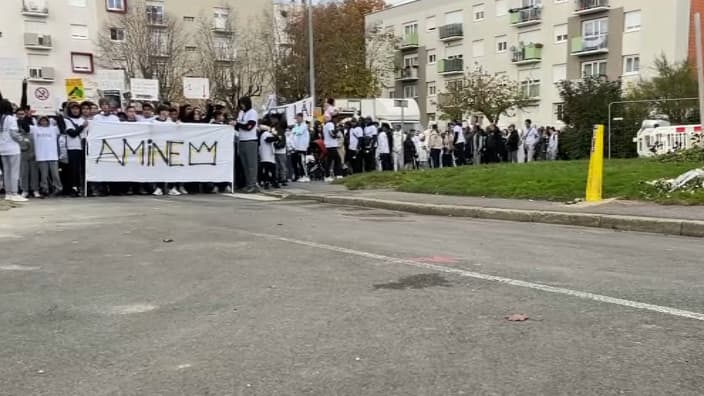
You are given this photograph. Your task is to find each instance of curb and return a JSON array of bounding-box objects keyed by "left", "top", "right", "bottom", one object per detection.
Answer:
[{"left": 269, "top": 192, "right": 704, "bottom": 238}]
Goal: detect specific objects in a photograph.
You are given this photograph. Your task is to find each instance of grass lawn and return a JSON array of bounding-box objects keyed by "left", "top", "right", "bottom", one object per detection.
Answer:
[{"left": 339, "top": 159, "right": 704, "bottom": 205}]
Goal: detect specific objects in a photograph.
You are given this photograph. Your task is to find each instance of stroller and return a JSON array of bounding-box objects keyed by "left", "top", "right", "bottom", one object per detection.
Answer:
[{"left": 306, "top": 139, "right": 328, "bottom": 181}]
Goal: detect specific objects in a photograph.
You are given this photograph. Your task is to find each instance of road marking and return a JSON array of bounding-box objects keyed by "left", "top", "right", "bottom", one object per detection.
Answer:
[
  {"left": 223, "top": 193, "right": 282, "bottom": 202},
  {"left": 0, "top": 265, "right": 40, "bottom": 271},
  {"left": 235, "top": 230, "right": 704, "bottom": 322},
  {"left": 110, "top": 304, "right": 158, "bottom": 315}
]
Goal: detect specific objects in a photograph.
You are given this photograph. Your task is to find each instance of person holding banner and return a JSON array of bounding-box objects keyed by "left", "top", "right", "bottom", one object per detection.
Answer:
[
  {"left": 236, "top": 97, "right": 259, "bottom": 193},
  {"left": 58, "top": 102, "right": 88, "bottom": 197}
]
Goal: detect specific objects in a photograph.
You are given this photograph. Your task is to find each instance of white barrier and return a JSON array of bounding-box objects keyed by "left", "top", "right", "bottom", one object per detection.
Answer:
[{"left": 86, "top": 122, "right": 234, "bottom": 183}]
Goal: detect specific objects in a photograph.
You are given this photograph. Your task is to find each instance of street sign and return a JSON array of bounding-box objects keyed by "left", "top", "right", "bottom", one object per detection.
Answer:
[
  {"left": 28, "top": 85, "right": 55, "bottom": 115},
  {"left": 65, "top": 78, "right": 85, "bottom": 101}
]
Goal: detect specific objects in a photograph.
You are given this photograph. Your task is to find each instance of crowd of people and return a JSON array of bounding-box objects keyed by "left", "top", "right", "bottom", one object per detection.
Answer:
[{"left": 0, "top": 82, "right": 559, "bottom": 203}]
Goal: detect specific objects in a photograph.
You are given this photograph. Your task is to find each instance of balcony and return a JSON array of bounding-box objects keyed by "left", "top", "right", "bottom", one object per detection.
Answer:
[
  {"left": 400, "top": 32, "right": 419, "bottom": 50},
  {"left": 571, "top": 34, "right": 608, "bottom": 56},
  {"left": 510, "top": 6, "right": 542, "bottom": 27},
  {"left": 396, "top": 66, "right": 419, "bottom": 81},
  {"left": 22, "top": 6, "right": 48, "bottom": 17},
  {"left": 438, "top": 23, "right": 463, "bottom": 42},
  {"left": 438, "top": 58, "right": 464, "bottom": 76},
  {"left": 24, "top": 33, "right": 52, "bottom": 50},
  {"left": 511, "top": 43, "right": 543, "bottom": 65},
  {"left": 574, "top": 0, "right": 610, "bottom": 15}
]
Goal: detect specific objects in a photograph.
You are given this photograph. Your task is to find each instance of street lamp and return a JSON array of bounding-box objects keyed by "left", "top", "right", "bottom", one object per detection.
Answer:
[{"left": 307, "top": 0, "right": 315, "bottom": 112}]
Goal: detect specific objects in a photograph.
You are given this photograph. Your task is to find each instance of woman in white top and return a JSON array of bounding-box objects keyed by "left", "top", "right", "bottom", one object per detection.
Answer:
[{"left": 0, "top": 99, "right": 26, "bottom": 202}]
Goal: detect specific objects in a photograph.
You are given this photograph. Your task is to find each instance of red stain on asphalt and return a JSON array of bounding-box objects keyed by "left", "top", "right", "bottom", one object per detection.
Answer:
[{"left": 410, "top": 256, "right": 459, "bottom": 264}]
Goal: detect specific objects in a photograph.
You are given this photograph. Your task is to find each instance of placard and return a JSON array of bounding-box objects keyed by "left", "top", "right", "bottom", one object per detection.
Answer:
[
  {"left": 28, "top": 84, "right": 55, "bottom": 115},
  {"left": 96, "top": 69, "right": 126, "bottom": 91},
  {"left": 65, "top": 78, "right": 85, "bottom": 101},
  {"left": 183, "top": 77, "right": 210, "bottom": 100},
  {"left": 130, "top": 78, "right": 160, "bottom": 101}
]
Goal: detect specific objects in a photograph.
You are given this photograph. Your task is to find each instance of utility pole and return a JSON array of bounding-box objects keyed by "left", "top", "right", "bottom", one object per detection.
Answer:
[
  {"left": 695, "top": 13, "right": 704, "bottom": 126},
  {"left": 307, "top": 0, "right": 316, "bottom": 113}
]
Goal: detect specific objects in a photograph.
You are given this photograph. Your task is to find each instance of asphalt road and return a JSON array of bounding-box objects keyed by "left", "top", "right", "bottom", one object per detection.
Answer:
[{"left": 1, "top": 194, "right": 703, "bottom": 396}]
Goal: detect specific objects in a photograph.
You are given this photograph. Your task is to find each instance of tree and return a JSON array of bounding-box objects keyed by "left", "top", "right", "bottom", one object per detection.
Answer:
[
  {"left": 196, "top": 10, "right": 273, "bottom": 113},
  {"left": 96, "top": 0, "right": 188, "bottom": 101},
  {"left": 275, "top": 0, "right": 389, "bottom": 104},
  {"left": 625, "top": 55, "right": 699, "bottom": 124},
  {"left": 437, "top": 66, "right": 529, "bottom": 124},
  {"left": 557, "top": 76, "right": 622, "bottom": 159},
  {"left": 366, "top": 22, "right": 400, "bottom": 96}
]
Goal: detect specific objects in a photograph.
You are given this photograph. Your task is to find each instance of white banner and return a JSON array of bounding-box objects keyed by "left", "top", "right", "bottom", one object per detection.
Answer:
[
  {"left": 86, "top": 122, "right": 234, "bottom": 183},
  {"left": 130, "top": 78, "right": 159, "bottom": 101},
  {"left": 266, "top": 97, "right": 313, "bottom": 126},
  {"left": 183, "top": 77, "right": 210, "bottom": 99}
]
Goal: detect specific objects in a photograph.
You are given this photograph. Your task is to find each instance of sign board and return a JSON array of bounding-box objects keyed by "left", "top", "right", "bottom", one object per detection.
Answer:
[
  {"left": 266, "top": 97, "right": 314, "bottom": 126},
  {"left": 28, "top": 84, "right": 55, "bottom": 115},
  {"left": 96, "top": 69, "right": 126, "bottom": 91},
  {"left": 130, "top": 78, "right": 160, "bottom": 101},
  {"left": 86, "top": 121, "right": 234, "bottom": 183},
  {"left": 0, "top": 57, "right": 25, "bottom": 80},
  {"left": 183, "top": 77, "right": 210, "bottom": 100},
  {"left": 65, "top": 78, "right": 85, "bottom": 101}
]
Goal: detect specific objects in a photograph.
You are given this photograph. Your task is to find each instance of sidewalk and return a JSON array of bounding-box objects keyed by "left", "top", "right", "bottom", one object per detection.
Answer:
[{"left": 268, "top": 182, "right": 704, "bottom": 237}]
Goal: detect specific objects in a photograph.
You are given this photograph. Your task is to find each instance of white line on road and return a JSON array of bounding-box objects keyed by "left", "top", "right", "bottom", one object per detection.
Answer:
[
  {"left": 0, "top": 265, "right": 40, "bottom": 271},
  {"left": 223, "top": 193, "right": 282, "bottom": 202},
  {"left": 236, "top": 229, "right": 704, "bottom": 322}
]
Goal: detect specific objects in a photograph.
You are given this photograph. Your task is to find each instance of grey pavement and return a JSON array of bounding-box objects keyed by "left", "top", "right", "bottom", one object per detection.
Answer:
[{"left": 1, "top": 195, "right": 704, "bottom": 395}]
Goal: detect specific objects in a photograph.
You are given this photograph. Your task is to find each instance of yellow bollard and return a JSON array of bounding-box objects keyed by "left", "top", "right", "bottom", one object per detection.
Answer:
[{"left": 585, "top": 124, "right": 604, "bottom": 202}]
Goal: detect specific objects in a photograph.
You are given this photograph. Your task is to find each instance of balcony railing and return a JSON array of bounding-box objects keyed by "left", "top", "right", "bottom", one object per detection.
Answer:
[
  {"left": 396, "top": 66, "right": 419, "bottom": 81},
  {"left": 571, "top": 34, "right": 608, "bottom": 55},
  {"left": 22, "top": 6, "right": 48, "bottom": 17},
  {"left": 511, "top": 43, "right": 543, "bottom": 64},
  {"left": 510, "top": 6, "right": 542, "bottom": 27},
  {"left": 575, "top": 0, "right": 610, "bottom": 15},
  {"left": 438, "top": 58, "right": 464, "bottom": 75},
  {"left": 147, "top": 13, "right": 166, "bottom": 26},
  {"left": 438, "top": 23, "right": 463, "bottom": 41},
  {"left": 400, "top": 32, "right": 419, "bottom": 49}
]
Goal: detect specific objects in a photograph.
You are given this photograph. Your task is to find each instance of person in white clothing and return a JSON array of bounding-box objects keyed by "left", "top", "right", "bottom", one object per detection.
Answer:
[
  {"left": 452, "top": 121, "right": 467, "bottom": 165},
  {"left": 322, "top": 115, "right": 342, "bottom": 181},
  {"left": 31, "top": 116, "right": 63, "bottom": 197},
  {"left": 58, "top": 102, "right": 88, "bottom": 196},
  {"left": 547, "top": 128, "right": 559, "bottom": 161},
  {"left": 258, "top": 124, "right": 279, "bottom": 189},
  {"left": 348, "top": 119, "right": 364, "bottom": 173},
  {"left": 236, "top": 96, "right": 259, "bottom": 193},
  {"left": 149, "top": 105, "right": 181, "bottom": 196},
  {"left": 290, "top": 113, "right": 310, "bottom": 182},
  {"left": 523, "top": 119, "right": 540, "bottom": 163},
  {"left": 376, "top": 124, "right": 392, "bottom": 171},
  {"left": 0, "top": 100, "right": 27, "bottom": 202}
]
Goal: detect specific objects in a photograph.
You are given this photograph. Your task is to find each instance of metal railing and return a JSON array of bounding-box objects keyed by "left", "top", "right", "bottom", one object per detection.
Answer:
[
  {"left": 576, "top": 0, "right": 609, "bottom": 12},
  {"left": 438, "top": 23, "right": 463, "bottom": 40},
  {"left": 510, "top": 6, "right": 542, "bottom": 24},
  {"left": 401, "top": 32, "right": 419, "bottom": 48},
  {"left": 438, "top": 58, "right": 464, "bottom": 74},
  {"left": 572, "top": 34, "right": 608, "bottom": 53},
  {"left": 397, "top": 66, "right": 419, "bottom": 80},
  {"left": 511, "top": 43, "right": 543, "bottom": 62}
]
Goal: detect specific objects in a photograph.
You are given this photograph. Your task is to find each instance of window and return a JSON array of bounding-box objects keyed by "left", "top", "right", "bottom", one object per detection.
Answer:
[
  {"left": 70, "top": 0, "right": 87, "bottom": 6},
  {"left": 28, "top": 67, "right": 54, "bottom": 81},
  {"left": 106, "top": 0, "right": 125, "bottom": 12},
  {"left": 70, "top": 24, "right": 88, "bottom": 40},
  {"left": 388, "top": 90, "right": 395, "bottom": 99},
  {"left": 185, "top": 46, "right": 197, "bottom": 52},
  {"left": 519, "top": 70, "right": 540, "bottom": 98},
  {"left": 427, "top": 50, "right": 437, "bottom": 64},
  {"left": 445, "top": 10, "right": 463, "bottom": 24},
  {"left": 403, "top": 55, "right": 418, "bottom": 68},
  {"left": 583, "top": 18, "right": 608, "bottom": 38},
  {"left": 495, "top": 35, "right": 507, "bottom": 52},
  {"left": 495, "top": 0, "right": 507, "bottom": 17},
  {"left": 71, "top": 52, "right": 94, "bottom": 73},
  {"left": 147, "top": 2, "right": 165, "bottom": 25},
  {"left": 426, "top": 16, "right": 436, "bottom": 31},
  {"left": 214, "top": 7, "right": 230, "bottom": 30},
  {"left": 110, "top": 27, "right": 125, "bottom": 41},
  {"left": 553, "top": 103, "right": 565, "bottom": 121},
  {"left": 472, "top": 39, "right": 485, "bottom": 57},
  {"left": 183, "top": 16, "right": 195, "bottom": 22},
  {"left": 404, "top": 23, "right": 418, "bottom": 37},
  {"left": 624, "top": 55, "right": 640, "bottom": 74},
  {"left": 625, "top": 10, "right": 641, "bottom": 32},
  {"left": 582, "top": 60, "right": 607, "bottom": 77},
  {"left": 522, "top": 0, "right": 541, "bottom": 6},
  {"left": 473, "top": 4, "right": 485, "bottom": 21},
  {"left": 554, "top": 24, "right": 568, "bottom": 43},
  {"left": 552, "top": 63, "right": 566, "bottom": 83},
  {"left": 151, "top": 31, "right": 168, "bottom": 56},
  {"left": 403, "top": 85, "right": 417, "bottom": 98},
  {"left": 427, "top": 82, "right": 437, "bottom": 97}
]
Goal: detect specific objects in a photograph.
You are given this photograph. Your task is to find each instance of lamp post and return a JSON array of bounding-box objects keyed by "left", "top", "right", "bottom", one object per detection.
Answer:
[{"left": 307, "top": 0, "right": 315, "bottom": 112}]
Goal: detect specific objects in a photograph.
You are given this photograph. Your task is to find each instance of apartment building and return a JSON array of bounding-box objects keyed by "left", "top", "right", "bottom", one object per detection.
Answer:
[
  {"left": 0, "top": 0, "right": 272, "bottom": 106},
  {"left": 366, "top": 0, "right": 692, "bottom": 128}
]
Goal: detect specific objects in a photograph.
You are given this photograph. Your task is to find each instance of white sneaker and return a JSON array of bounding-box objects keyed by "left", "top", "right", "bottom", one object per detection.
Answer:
[
  {"left": 4, "top": 194, "right": 11, "bottom": 201},
  {"left": 168, "top": 187, "right": 181, "bottom": 196},
  {"left": 152, "top": 187, "right": 163, "bottom": 196},
  {"left": 211, "top": 186, "right": 219, "bottom": 194},
  {"left": 223, "top": 185, "right": 232, "bottom": 193},
  {"left": 33, "top": 191, "right": 41, "bottom": 198},
  {"left": 298, "top": 176, "right": 311, "bottom": 183},
  {"left": 324, "top": 177, "right": 334, "bottom": 183},
  {"left": 335, "top": 176, "right": 344, "bottom": 180},
  {"left": 21, "top": 192, "right": 28, "bottom": 199},
  {"left": 9, "top": 194, "right": 28, "bottom": 202},
  {"left": 178, "top": 186, "right": 188, "bottom": 195}
]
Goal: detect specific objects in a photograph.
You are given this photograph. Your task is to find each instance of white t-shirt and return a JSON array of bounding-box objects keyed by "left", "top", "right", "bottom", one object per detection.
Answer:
[
  {"left": 323, "top": 122, "right": 338, "bottom": 148},
  {"left": 377, "top": 131, "right": 390, "bottom": 154},
  {"left": 349, "top": 126, "right": 363, "bottom": 151},
  {"left": 137, "top": 114, "right": 155, "bottom": 122},
  {"left": 0, "top": 114, "right": 20, "bottom": 156},
  {"left": 259, "top": 130, "right": 276, "bottom": 163},
  {"left": 63, "top": 116, "right": 87, "bottom": 150},
  {"left": 237, "top": 109, "right": 259, "bottom": 141},
  {"left": 453, "top": 125, "right": 466, "bottom": 144},
  {"left": 524, "top": 127, "right": 540, "bottom": 146},
  {"left": 364, "top": 125, "right": 378, "bottom": 137},
  {"left": 93, "top": 113, "right": 120, "bottom": 123},
  {"left": 31, "top": 125, "right": 60, "bottom": 162},
  {"left": 151, "top": 117, "right": 174, "bottom": 124}
]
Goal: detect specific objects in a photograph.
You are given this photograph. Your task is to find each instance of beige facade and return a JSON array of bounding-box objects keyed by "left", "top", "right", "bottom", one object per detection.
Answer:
[
  {"left": 366, "top": 0, "right": 692, "bottom": 128},
  {"left": 0, "top": 0, "right": 272, "bottom": 106}
]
